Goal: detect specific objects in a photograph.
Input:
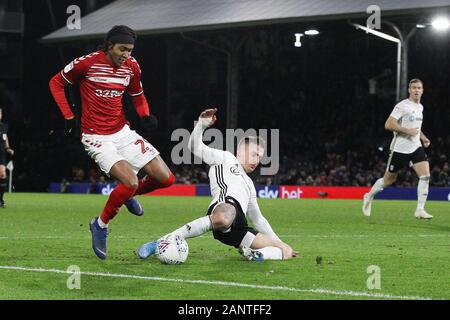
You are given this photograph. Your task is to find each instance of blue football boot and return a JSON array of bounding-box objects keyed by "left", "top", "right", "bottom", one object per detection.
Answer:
[
  {"left": 125, "top": 198, "right": 144, "bottom": 216},
  {"left": 89, "top": 217, "right": 108, "bottom": 260},
  {"left": 239, "top": 246, "right": 265, "bottom": 262},
  {"left": 137, "top": 240, "right": 157, "bottom": 259}
]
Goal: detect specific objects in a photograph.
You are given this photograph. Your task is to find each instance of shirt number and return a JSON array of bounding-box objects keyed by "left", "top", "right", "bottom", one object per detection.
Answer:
[{"left": 135, "top": 139, "right": 150, "bottom": 154}]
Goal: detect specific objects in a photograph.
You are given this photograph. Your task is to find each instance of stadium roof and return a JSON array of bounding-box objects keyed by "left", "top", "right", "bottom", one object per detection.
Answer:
[{"left": 42, "top": 0, "right": 450, "bottom": 43}]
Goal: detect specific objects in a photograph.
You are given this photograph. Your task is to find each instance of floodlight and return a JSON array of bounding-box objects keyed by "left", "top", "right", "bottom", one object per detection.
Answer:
[
  {"left": 305, "top": 29, "right": 319, "bottom": 36},
  {"left": 431, "top": 17, "right": 450, "bottom": 31}
]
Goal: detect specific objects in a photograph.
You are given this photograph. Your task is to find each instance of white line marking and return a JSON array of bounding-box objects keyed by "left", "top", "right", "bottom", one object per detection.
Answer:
[
  {"left": 0, "top": 265, "right": 437, "bottom": 300},
  {"left": 278, "top": 234, "right": 450, "bottom": 238},
  {"left": 0, "top": 236, "right": 74, "bottom": 240},
  {"left": 1, "top": 234, "right": 448, "bottom": 241}
]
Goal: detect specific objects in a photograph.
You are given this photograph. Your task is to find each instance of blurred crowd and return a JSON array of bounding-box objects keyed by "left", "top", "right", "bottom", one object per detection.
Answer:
[
  {"left": 10, "top": 114, "right": 450, "bottom": 190},
  {"left": 8, "top": 86, "right": 450, "bottom": 190}
]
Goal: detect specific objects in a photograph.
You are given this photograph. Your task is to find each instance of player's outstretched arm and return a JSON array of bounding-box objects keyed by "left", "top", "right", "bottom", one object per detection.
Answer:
[
  {"left": 246, "top": 196, "right": 298, "bottom": 259},
  {"left": 247, "top": 196, "right": 281, "bottom": 242},
  {"left": 188, "top": 108, "right": 228, "bottom": 165}
]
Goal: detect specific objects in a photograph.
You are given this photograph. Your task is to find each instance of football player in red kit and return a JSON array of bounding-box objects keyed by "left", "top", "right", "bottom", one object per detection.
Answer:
[{"left": 49, "top": 25, "right": 175, "bottom": 260}]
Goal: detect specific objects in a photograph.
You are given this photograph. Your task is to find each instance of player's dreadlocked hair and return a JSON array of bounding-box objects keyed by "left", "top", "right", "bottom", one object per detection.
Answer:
[{"left": 98, "top": 25, "right": 137, "bottom": 51}]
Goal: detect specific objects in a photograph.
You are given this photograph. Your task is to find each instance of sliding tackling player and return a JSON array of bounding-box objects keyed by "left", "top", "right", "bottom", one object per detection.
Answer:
[{"left": 138, "top": 108, "right": 298, "bottom": 261}]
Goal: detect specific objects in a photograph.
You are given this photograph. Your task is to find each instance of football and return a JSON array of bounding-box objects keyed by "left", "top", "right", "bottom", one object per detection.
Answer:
[{"left": 155, "top": 234, "right": 189, "bottom": 265}]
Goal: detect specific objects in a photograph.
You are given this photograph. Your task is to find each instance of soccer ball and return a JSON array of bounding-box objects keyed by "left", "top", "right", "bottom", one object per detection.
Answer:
[{"left": 155, "top": 234, "right": 189, "bottom": 265}]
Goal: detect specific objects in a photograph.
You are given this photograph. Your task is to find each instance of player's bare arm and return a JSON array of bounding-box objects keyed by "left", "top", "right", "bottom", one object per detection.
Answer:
[
  {"left": 267, "top": 238, "right": 298, "bottom": 259},
  {"left": 284, "top": 244, "right": 299, "bottom": 258},
  {"left": 420, "top": 131, "right": 431, "bottom": 148},
  {"left": 246, "top": 198, "right": 298, "bottom": 259},
  {"left": 250, "top": 233, "right": 298, "bottom": 259},
  {"left": 278, "top": 242, "right": 299, "bottom": 259},
  {"left": 384, "top": 116, "right": 419, "bottom": 137},
  {"left": 5, "top": 136, "right": 14, "bottom": 156}
]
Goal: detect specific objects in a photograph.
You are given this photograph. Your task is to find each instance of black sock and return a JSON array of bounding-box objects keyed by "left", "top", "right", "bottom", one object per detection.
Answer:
[{"left": 0, "top": 178, "right": 7, "bottom": 203}]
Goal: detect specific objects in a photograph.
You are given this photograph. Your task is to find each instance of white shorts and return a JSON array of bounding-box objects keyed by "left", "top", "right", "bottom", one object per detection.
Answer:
[{"left": 81, "top": 125, "right": 159, "bottom": 175}]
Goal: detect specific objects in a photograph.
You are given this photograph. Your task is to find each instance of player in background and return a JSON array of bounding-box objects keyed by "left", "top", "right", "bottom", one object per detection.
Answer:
[
  {"left": 363, "top": 79, "right": 432, "bottom": 219},
  {"left": 138, "top": 108, "right": 298, "bottom": 261},
  {"left": 0, "top": 108, "right": 14, "bottom": 208},
  {"left": 49, "top": 25, "right": 175, "bottom": 259}
]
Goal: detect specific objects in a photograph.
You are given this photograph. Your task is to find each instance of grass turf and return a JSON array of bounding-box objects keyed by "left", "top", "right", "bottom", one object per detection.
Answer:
[{"left": 0, "top": 193, "right": 448, "bottom": 300}]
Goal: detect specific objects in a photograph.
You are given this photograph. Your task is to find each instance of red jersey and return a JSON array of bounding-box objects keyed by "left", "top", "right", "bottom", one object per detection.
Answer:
[{"left": 59, "top": 50, "right": 145, "bottom": 135}]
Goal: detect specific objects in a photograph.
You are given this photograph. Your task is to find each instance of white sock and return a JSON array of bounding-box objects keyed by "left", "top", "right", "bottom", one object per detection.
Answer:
[
  {"left": 417, "top": 176, "right": 430, "bottom": 210},
  {"left": 368, "top": 178, "right": 386, "bottom": 198},
  {"left": 173, "top": 216, "right": 212, "bottom": 239},
  {"left": 97, "top": 217, "right": 108, "bottom": 229},
  {"left": 257, "top": 247, "right": 283, "bottom": 260}
]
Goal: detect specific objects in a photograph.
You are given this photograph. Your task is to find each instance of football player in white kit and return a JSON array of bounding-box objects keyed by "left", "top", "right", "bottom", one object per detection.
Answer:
[
  {"left": 363, "top": 79, "right": 433, "bottom": 219},
  {"left": 138, "top": 108, "right": 298, "bottom": 261}
]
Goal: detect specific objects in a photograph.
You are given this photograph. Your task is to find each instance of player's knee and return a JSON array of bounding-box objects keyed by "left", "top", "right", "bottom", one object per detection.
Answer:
[
  {"left": 419, "top": 175, "right": 430, "bottom": 182},
  {"left": 211, "top": 203, "right": 236, "bottom": 232},
  {"left": 211, "top": 214, "right": 232, "bottom": 232},
  {"left": 123, "top": 177, "right": 139, "bottom": 189},
  {"left": 160, "top": 172, "right": 175, "bottom": 188},
  {"left": 128, "top": 182, "right": 139, "bottom": 189}
]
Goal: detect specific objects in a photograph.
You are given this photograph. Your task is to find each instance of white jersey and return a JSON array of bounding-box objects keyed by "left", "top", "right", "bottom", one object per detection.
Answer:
[
  {"left": 207, "top": 151, "right": 255, "bottom": 213},
  {"left": 389, "top": 99, "right": 423, "bottom": 154},
  {"left": 188, "top": 118, "right": 281, "bottom": 242}
]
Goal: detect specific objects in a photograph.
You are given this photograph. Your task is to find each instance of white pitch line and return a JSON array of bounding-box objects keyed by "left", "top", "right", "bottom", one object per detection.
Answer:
[
  {"left": 0, "top": 234, "right": 448, "bottom": 241},
  {"left": 0, "top": 236, "right": 76, "bottom": 240},
  {"left": 0, "top": 265, "right": 436, "bottom": 300},
  {"left": 279, "top": 234, "right": 450, "bottom": 238}
]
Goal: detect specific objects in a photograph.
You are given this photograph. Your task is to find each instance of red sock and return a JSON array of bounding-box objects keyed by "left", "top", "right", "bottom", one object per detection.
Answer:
[
  {"left": 100, "top": 184, "right": 137, "bottom": 224},
  {"left": 134, "top": 173, "right": 175, "bottom": 196}
]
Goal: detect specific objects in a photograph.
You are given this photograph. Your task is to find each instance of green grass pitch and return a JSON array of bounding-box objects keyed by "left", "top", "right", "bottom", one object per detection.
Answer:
[{"left": 0, "top": 193, "right": 448, "bottom": 300}]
